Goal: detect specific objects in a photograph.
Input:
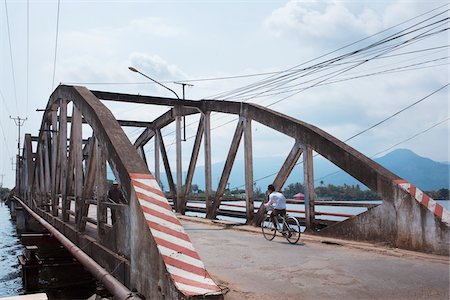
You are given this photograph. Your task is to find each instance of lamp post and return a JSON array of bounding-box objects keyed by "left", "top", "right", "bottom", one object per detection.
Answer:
[
  {"left": 174, "top": 82, "right": 193, "bottom": 141},
  {"left": 128, "top": 66, "right": 183, "bottom": 212},
  {"left": 128, "top": 66, "right": 179, "bottom": 99}
]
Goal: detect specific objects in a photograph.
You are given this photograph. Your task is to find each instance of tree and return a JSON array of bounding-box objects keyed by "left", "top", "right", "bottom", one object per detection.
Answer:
[
  {"left": 283, "top": 183, "right": 305, "bottom": 198},
  {"left": 0, "top": 187, "right": 10, "bottom": 200}
]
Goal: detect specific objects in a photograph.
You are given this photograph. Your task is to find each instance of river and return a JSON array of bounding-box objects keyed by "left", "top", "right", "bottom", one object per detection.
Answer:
[{"left": 0, "top": 202, "right": 24, "bottom": 297}]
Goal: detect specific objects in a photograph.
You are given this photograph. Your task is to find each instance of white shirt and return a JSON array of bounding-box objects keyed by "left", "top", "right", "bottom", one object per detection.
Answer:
[{"left": 265, "top": 191, "right": 286, "bottom": 210}]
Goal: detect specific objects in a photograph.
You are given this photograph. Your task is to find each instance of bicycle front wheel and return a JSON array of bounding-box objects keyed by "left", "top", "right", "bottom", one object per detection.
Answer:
[
  {"left": 261, "top": 215, "right": 276, "bottom": 241},
  {"left": 285, "top": 216, "right": 301, "bottom": 244}
]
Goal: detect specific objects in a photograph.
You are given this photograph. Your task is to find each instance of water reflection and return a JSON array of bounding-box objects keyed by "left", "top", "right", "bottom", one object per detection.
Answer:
[{"left": 0, "top": 201, "right": 24, "bottom": 297}]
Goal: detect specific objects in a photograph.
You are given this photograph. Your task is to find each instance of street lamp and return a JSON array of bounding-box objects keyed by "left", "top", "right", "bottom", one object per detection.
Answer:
[{"left": 128, "top": 66, "right": 180, "bottom": 99}]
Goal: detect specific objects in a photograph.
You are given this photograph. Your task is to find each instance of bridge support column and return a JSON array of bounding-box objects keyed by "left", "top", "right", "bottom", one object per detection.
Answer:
[
  {"left": 244, "top": 117, "right": 254, "bottom": 222},
  {"left": 204, "top": 111, "right": 213, "bottom": 215},
  {"left": 175, "top": 107, "right": 183, "bottom": 213},
  {"left": 303, "top": 146, "right": 315, "bottom": 231},
  {"left": 157, "top": 129, "right": 177, "bottom": 205},
  {"left": 50, "top": 104, "right": 58, "bottom": 216},
  {"left": 154, "top": 130, "right": 160, "bottom": 186},
  {"left": 183, "top": 115, "right": 205, "bottom": 215},
  {"left": 208, "top": 117, "right": 245, "bottom": 219}
]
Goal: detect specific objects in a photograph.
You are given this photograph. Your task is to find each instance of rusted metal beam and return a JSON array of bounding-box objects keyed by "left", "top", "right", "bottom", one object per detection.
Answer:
[
  {"left": 59, "top": 99, "right": 69, "bottom": 221},
  {"left": 303, "top": 145, "right": 315, "bottom": 230},
  {"left": 208, "top": 117, "right": 245, "bottom": 219},
  {"left": 73, "top": 121, "right": 84, "bottom": 226},
  {"left": 50, "top": 107, "right": 58, "bottom": 216},
  {"left": 183, "top": 114, "right": 205, "bottom": 214},
  {"left": 252, "top": 141, "right": 303, "bottom": 225},
  {"left": 244, "top": 117, "right": 254, "bottom": 222},
  {"left": 133, "top": 108, "right": 199, "bottom": 149},
  {"left": 156, "top": 129, "right": 177, "bottom": 206},
  {"left": 31, "top": 136, "right": 88, "bottom": 144},
  {"left": 96, "top": 142, "right": 107, "bottom": 238},
  {"left": 204, "top": 111, "right": 212, "bottom": 215},
  {"left": 154, "top": 133, "right": 160, "bottom": 185},
  {"left": 136, "top": 146, "right": 147, "bottom": 167},
  {"left": 64, "top": 116, "right": 153, "bottom": 128},
  {"left": 175, "top": 107, "right": 183, "bottom": 213},
  {"left": 78, "top": 136, "right": 98, "bottom": 232}
]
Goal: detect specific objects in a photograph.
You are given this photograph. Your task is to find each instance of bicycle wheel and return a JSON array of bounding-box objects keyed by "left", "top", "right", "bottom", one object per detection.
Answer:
[
  {"left": 261, "top": 215, "right": 276, "bottom": 241},
  {"left": 285, "top": 216, "right": 301, "bottom": 244}
]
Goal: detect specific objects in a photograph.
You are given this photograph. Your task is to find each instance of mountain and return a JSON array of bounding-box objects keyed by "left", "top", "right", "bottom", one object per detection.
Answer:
[
  {"left": 157, "top": 148, "right": 449, "bottom": 192},
  {"left": 374, "top": 149, "right": 449, "bottom": 191}
]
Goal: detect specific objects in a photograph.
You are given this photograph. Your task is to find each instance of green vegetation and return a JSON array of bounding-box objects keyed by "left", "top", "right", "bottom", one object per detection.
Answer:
[
  {"left": 314, "top": 184, "right": 380, "bottom": 200},
  {"left": 183, "top": 182, "right": 449, "bottom": 201},
  {"left": 425, "top": 188, "right": 449, "bottom": 200},
  {"left": 282, "top": 182, "right": 380, "bottom": 200},
  {"left": 282, "top": 182, "right": 449, "bottom": 201},
  {"left": 0, "top": 187, "right": 10, "bottom": 200}
]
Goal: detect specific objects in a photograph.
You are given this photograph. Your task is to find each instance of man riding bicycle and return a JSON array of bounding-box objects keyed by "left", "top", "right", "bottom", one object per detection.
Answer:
[{"left": 264, "top": 184, "right": 287, "bottom": 231}]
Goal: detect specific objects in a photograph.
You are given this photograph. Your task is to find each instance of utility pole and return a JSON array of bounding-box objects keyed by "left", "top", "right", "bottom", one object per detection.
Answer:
[
  {"left": 174, "top": 82, "right": 194, "bottom": 141},
  {"left": 0, "top": 174, "right": 4, "bottom": 189},
  {"left": 10, "top": 116, "right": 27, "bottom": 156}
]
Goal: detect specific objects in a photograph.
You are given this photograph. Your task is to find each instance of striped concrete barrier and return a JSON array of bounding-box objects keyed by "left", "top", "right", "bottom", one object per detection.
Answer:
[
  {"left": 131, "top": 173, "right": 222, "bottom": 297},
  {"left": 394, "top": 179, "right": 450, "bottom": 225}
]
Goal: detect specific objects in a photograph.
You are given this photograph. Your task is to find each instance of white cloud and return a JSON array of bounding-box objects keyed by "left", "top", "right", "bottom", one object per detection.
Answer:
[
  {"left": 265, "top": 0, "right": 383, "bottom": 41},
  {"left": 129, "top": 52, "right": 188, "bottom": 81},
  {"left": 128, "top": 17, "right": 183, "bottom": 37}
]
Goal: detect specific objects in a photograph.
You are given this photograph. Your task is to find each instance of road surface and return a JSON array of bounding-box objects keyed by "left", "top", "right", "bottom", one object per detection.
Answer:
[{"left": 180, "top": 217, "right": 449, "bottom": 300}]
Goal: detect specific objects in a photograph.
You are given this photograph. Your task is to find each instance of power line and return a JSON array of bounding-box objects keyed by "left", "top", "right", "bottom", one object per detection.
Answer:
[
  {"left": 342, "top": 84, "right": 448, "bottom": 142},
  {"left": 4, "top": 0, "right": 18, "bottom": 114},
  {"left": 237, "top": 57, "right": 449, "bottom": 102},
  {"left": 0, "top": 88, "right": 11, "bottom": 115},
  {"left": 371, "top": 118, "right": 449, "bottom": 158},
  {"left": 229, "top": 85, "right": 447, "bottom": 189},
  {"left": 0, "top": 116, "right": 12, "bottom": 158},
  {"left": 212, "top": 10, "right": 449, "bottom": 102},
  {"left": 9, "top": 116, "right": 27, "bottom": 157},
  {"left": 51, "top": 0, "right": 61, "bottom": 90},
  {"left": 315, "top": 117, "right": 449, "bottom": 183},
  {"left": 139, "top": 6, "right": 448, "bottom": 168},
  {"left": 26, "top": 0, "right": 30, "bottom": 117},
  {"left": 208, "top": 5, "right": 449, "bottom": 100},
  {"left": 61, "top": 45, "right": 448, "bottom": 87}
]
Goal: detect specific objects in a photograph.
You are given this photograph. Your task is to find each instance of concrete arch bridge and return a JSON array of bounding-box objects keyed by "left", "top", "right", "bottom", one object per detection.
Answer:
[{"left": 11, "top": 85, "right": 449, "bottom": 299}]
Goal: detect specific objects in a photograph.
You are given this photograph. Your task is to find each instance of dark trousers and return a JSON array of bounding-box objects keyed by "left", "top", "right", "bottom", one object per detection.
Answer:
[{"left": 270, "top": 209, "right": 286, "bottom": 230}]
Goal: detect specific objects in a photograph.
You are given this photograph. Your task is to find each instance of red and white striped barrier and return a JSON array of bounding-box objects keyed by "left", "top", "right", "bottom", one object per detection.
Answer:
[
  {"left": 130, "top": 173, "right": 222, "bottom": 297},
  {"left": 394, "top": 179, "right": 450, "bottom": 225}
]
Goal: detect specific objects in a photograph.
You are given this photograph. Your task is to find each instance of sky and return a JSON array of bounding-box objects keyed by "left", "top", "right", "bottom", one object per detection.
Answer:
[{"left": 0, "top": 0, "right": 448, "bottom": 189}]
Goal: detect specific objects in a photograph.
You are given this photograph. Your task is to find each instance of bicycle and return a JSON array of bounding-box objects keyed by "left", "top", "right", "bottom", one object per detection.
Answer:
[{"left": 261, "top": 210, "right": 301, "bottom": 244}]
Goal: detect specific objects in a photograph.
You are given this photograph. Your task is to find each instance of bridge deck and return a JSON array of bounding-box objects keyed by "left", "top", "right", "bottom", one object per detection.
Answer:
[{"left": 180, "top": 216, "right": 449, "bottom": 300}]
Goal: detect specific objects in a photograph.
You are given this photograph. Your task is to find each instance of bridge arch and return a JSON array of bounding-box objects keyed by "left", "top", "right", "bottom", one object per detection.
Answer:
[{"left": 16, "top": 85, "right": 449, "bottom": 297}]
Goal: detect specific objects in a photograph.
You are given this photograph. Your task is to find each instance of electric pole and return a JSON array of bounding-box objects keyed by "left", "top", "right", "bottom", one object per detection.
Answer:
[
  {"left": 10, "top": 116, "right": 27, "bottom": 156},
  {"left": 174, "top": 82, "right": 194, "bottom": 141},
  {"left": 0, "top": 174, "right": 4, "bottom": 189}
]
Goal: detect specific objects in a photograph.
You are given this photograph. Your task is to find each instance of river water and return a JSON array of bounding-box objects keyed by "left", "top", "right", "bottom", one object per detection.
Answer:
[
  {"left": 0, "top": 199, "right": 448, "bottom": 297},
  {"left": 0, "top": 202, "right": 24, "bottom": 297}
]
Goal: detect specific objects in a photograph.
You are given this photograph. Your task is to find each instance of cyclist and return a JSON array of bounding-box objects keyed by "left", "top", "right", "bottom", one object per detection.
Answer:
[{"left": 264, "top": 184, "right": 287, "bottom": 233}]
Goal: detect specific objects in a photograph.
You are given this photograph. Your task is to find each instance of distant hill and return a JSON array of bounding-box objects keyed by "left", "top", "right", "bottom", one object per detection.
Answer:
[
  {"left": 157, "top": 148, "right": 449, "bottom": 192},
  {"left": 374, "top": 149, "right": 449, "bottom": 191}
]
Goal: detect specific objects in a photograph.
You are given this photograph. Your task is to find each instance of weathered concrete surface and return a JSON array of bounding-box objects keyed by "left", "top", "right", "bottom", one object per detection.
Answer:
[{"left": 180, "top": 216, "right": 449, "bottom": 300}]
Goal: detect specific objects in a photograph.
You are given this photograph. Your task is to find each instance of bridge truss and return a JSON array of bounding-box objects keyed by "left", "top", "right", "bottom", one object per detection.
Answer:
[{"left": 14, "top": 85, "right": 449, "bottom": 299}]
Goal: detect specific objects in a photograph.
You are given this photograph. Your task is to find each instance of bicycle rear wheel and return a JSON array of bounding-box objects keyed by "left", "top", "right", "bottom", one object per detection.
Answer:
[
  {"left": 261, "top": 215, "right": 276, "bottom": 241},
  {"left": 285, "top": 216, "right": 301, "bottom": 244}
]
